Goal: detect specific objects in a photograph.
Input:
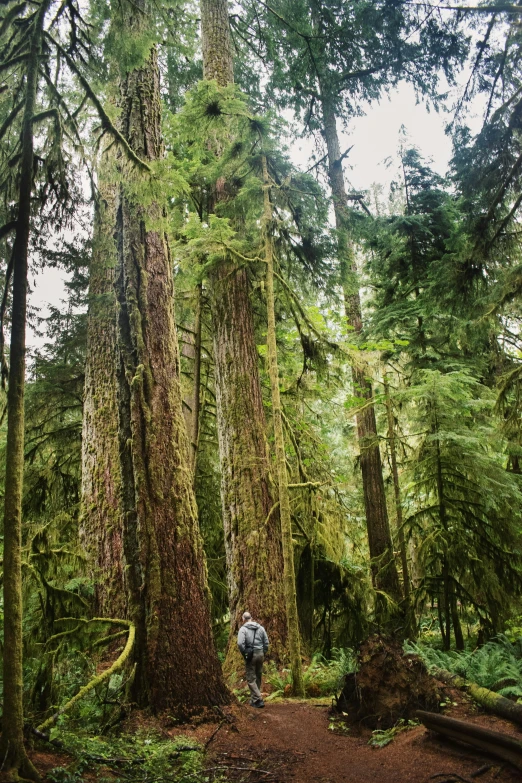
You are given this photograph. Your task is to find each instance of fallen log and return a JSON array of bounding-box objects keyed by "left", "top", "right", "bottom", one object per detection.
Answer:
[
  {"left": 417, "top": 710, "right": 522, "bottom": 771},
  {"left": 433, "top": 667, "right": 522, "bottom": 727}
]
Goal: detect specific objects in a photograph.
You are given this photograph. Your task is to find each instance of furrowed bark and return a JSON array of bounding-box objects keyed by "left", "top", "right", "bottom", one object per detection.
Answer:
[
  {"left": 115, "top": 40, "right": 229, "bottom": 713},
  {"left": 81, "top": 173, "right": 126, "bottom": 618},
  {"left": 319, "top": 92, "right": 402, "bottom": 614},
  {"left": 262, "top": 156, "right": 304, "bottom": 696},
  {"left": 200, "top": 0, "right": 287, "bottom": 669},
  {"left": 0, "top": 4, "right": 49, "bottom": 780}
]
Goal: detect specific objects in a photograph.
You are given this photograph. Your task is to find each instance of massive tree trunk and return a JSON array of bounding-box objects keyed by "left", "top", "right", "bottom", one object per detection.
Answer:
[
  {"left": 200, "top": 0, "right": 287, "bottom": 667},
  {"left": 115, "top": 41, "right": 229, "bottom": 713},
  {"left": 0, "top": 4, "right": 49, "bottom": 780},
  {"left": 81, "top": 176, "right": 126, "bottom": 618},
  {"left": 263, "top": 156, "right": 304, "bottom": 696},
  {"left": 320, "top": 93, "right": 402, "bottom": 613}
]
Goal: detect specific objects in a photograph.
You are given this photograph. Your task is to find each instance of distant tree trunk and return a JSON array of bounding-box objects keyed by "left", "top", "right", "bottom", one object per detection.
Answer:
[
  {"left": 451, "top": 592, "right": 465, "bottom": 651},
  {"left": 383, "top": 374, "right": 410, "bottom": 600},
  {"left": 81, "top": 175, "right": 126, "bottom": 618},
  {"left": 435, "top": 418, "right": 452, "bottom": 651},
  {"left": 0, "top": 4, "right": 49, "bottom": 780},
  {"left": 191, "top": 283, "right": 203, "bottom": 476},
  {"left": 319, "top": 93, "right": 402, "bottom": 614},
  {"left": 200, "top": 0, "right": 287, "bottom": 668},
  {"left": 263, "top": 156, "right": 304, "bottom": 696},
  {"left": 115, "top": 42, "right": 229, "bottom": 714},
  {"left": 383, "top": 373, "right": 414, "bottom": 637}
]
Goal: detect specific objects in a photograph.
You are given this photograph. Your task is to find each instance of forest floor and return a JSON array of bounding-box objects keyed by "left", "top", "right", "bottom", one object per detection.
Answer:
[
  {"left": 204, "top": 697, "right": 521, "bottom": 783},
  {"left": 26, "top": 689, "right": 522, "bottom": 783}
]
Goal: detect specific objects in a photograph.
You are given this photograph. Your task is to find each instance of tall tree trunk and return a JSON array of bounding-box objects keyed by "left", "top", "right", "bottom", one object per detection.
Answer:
[
  {"left": 435, "top": 419, "right": 451, "bottom": 651},
  {"left": 262, "top": 156, "right": 304, "bottom": 696},
  {"left": 319, "top": 93, "right": 402, "bottom": 614},
  {"left": 451, "top": 592, "right": 465, "bottom": 651},
  {"left": 190, "top": 282, "right": 203, "bottom": 476},
  {"left": 383, "top": 374, "right": 410, "bottom": 599},
  {"left": 0, "top": 4, "right": 49, "bottom": 780},
  {"left": 115, "top": 42, "right": 229, "bottom": 714},
  {"left": 81, "top": 176, "right": 126, "bottom": 618},
  {"left": 200, "top": 0, "right": 287, "bottom": 668},
  {"left": 383, "top": 372, "right": 414, "bottom": 637}
]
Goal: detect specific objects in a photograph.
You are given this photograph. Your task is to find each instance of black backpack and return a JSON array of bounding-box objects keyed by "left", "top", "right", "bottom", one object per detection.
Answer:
[{"left": 244, "top": 626, "right": 258, "bottom": 662}]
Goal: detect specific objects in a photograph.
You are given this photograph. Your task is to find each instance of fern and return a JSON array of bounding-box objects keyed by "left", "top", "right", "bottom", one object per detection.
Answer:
[{"left": 407, "top": 636, "right": 522, "bottom": 694}]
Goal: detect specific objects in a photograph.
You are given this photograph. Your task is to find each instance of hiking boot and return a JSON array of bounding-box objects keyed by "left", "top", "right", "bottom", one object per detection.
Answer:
[{"left": 251, "top": 700, "right": 265, "bottom": 708}]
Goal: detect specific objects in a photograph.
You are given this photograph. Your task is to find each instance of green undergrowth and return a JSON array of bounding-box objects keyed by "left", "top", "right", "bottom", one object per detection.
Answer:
[
  {"left": 406, "top": 635, "right": 522, "bottom": 700},
  {"left": 42, "top": 729, "right": 209, "bottom": 783},
  {"left": 368, "top": 719, "right": 419, "bottom": 748},
  {"left": 265, "top": 647, "right": 356, "bottom": 700}
]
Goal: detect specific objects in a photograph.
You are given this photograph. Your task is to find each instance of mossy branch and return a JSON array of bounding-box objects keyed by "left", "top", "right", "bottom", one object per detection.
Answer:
[
  {"left": 37, "top": 619, "right": 135, "bottom": 732},
  {"left": 45, "top": 35, "right": 151, "bottom": 172}
]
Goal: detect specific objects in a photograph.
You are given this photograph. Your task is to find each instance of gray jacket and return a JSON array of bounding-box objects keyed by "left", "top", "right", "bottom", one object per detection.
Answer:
[{"left": 237, "top": 621, "right": 269, "bottom": 655}]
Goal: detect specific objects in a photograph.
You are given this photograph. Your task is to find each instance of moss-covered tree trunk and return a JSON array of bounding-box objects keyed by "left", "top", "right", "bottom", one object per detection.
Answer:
[
  {"left": 115, "top": 42, "right": 229, "bottom": 713},
  {"left": 320, "top": 94, "right": 402, "bottom": 614},
  {"left": 81, "top": 176, "right": 126, "bottom": 618},
  {"left": 200, "top": 0, "right": 287, "bottom": 668},
  {"left": 383, "top": 372, "right": 413, "bottom": 635},
  {"left": 383, "top": 374, "right": 410, "bottom": 598},
  {"left": 190, "top": 283, "right": 203, "bottom": 476},
  {"left": 262, "top": 157, "right": 304, "bottom": 696},
  {"left": 0, "top": 4, "right": 49, "bottom": 780}
]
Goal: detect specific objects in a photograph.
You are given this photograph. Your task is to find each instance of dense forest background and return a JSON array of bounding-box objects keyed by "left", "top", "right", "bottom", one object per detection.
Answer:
[{"left": 1, "top": 0, "right": 522, "bottom": 780}]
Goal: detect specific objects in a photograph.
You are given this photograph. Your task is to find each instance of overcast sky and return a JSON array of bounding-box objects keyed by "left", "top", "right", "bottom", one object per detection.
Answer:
[{"left": 28, "top": 55, "right": 485, "bottom": 349}]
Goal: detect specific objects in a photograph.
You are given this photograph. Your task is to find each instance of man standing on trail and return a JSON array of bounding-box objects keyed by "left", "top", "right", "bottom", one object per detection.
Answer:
[{"left": 237, "top": 612, "right": 269, "bottom": 708}]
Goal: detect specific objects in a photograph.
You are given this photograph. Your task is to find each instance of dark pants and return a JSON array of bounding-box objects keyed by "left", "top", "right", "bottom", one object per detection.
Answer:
[{"left": 245, "top": 651, "right": 264, "bottom": 704}]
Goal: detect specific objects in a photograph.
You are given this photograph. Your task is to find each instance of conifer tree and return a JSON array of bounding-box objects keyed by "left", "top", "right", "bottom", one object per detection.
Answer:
[
  {"left": 81, "top": 175, "right": 126, "bottom": 618},
  {"left": 0, "top": 0, "right": 50, "bottom": 777},
  {"left": 199, "top": 0, "right": 288, "bottom": 667},
  {"left": 111, "top": 0, "right": 229, "bottom": 712},
  {"left": 262, "top": 155, "right": 304, "bottom": 695}
]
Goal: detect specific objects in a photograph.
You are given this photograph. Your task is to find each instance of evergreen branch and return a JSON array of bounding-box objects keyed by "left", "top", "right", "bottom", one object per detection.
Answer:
[
  {"left": 487, "top": 192, "right": 522, "bottom": 249},
  {"left": 46, "top": 35, "right": 151, "bottom": 172},
  {"left": 0, "top": 220, "right": 16, "bottom": 240},
  {"left": 304, "top": 145, "right": 352, "bottom": 175},
  {"left": 0, "top": 97, "right": 24, "bottom": 143},
  {"left": 0, "top": 1, "right": 27, "bottom": 39},
  {"left": 31, "top": 106, "right": 59, "bottom": 124},
  {"left": 474, "top": 150, "right": 522, "bottom": 251},
  {"left": 41, "top": 68, "right": 85, "bottom": 153},
  {"left": 0, "top": 51, "right": 28, "bottom": 74},
  {"left": 405, "top": 2, "right": 522, "bottom": 12}
]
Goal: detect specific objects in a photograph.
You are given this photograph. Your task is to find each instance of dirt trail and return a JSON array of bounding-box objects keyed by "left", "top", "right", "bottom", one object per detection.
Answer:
[{"left": 208, "top": 701, "right": 521, "bottom": 783}]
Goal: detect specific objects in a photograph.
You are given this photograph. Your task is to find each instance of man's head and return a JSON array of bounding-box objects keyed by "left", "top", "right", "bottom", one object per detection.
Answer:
[{"left": 242, "top": 611, "right": 251, "bottom": 623}]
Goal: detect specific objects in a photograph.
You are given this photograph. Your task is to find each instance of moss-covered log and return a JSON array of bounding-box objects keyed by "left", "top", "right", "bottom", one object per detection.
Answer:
[
  {"left": 200, "top": 0, "right": 287, "bottom": 669},
  {"left": 434, "top": 667, "right": 522, "bottom": 726},
  {"left": 417, "top": 710, "right": 522, "bottom": 771},
  {"left": 37, "top": 619, "right": 135, "bottom": 733}
]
